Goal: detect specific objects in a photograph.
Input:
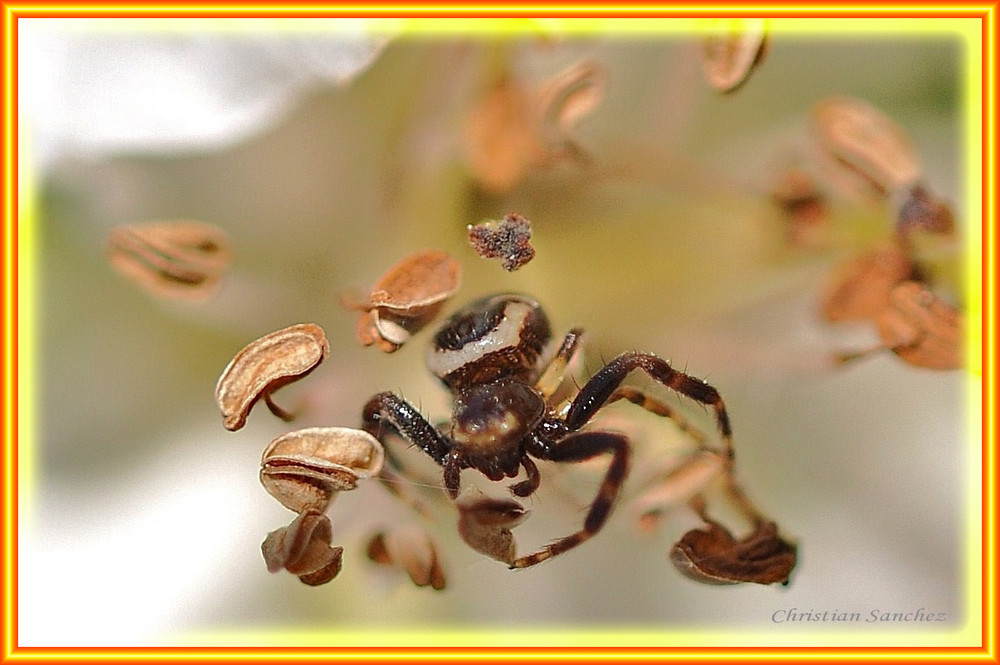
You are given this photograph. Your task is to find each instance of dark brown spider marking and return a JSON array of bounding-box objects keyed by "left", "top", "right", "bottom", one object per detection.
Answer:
[{"left": 427, "top": 294, "right": 551, "bottom": 390}]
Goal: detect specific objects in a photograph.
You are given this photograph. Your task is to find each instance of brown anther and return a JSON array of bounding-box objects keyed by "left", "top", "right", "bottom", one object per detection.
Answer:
[
  {"left": 701, "top": 18, "right": 769, "bottom": 93},
  {"left": 261, "top": 509, "right": 344, "bottom": 586},
  {"left": 876, "top": 281, "right": 962, "bottom": 370},
  {"left": 107, "top": 220, "right": 231, "bottom": 301},
  {"left": 455, "top": 486, "right": 530, "bottom": 565},
  {"left": 260, "top": 426, "right": 385, "bottom": 513},
  {"left": 670, "top": 520, "right": 797, "bottom": 585},
  {"left": 770, "top": 169, "right": 829, "bottom": 249},
  {"left": 810, "top": 96, "right": 921, "bottom": 195},
  {"left": 463, "top": 77, "right": 543, "bottom": 193},
  {"left": 367, "top": 249, "right": 462, "bottom": 313},
  {"left": 536, "top": 59, "right": 606, "bottom": 160},
  {"left": 467, "top": 213, "right": 536, "bottom": 272},
  {"left": 463, "top": 60, "right": 604, "bottom": 192},
  {"left": 894, "top": 184, "right": 956, "bottom": 238},
  {"left": 214, "top": 323, "right": 329, "bottom": 431},
  {"left": 366, "top": 525, "right": 446, "bottom": 590},
  {"left": 821, "top": 244, "right": 916, "bottom": 322},
  {"left": 348, "top": 249, "right": 462, "bottom": 353}
]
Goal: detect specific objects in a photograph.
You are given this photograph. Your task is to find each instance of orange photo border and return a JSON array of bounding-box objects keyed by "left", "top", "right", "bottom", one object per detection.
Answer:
[{"left": 2, "top": 3, "right": 995, "bottom": 662}]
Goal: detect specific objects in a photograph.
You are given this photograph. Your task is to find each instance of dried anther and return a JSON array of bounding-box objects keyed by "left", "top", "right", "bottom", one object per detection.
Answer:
[
  {"left": 873, "top": 281, "right": 961, "bottom": 370},
  {"left": 348, "top": 249, "right": 462, "bottom": 353},
  {"left": 536, "top": 59, "right": 606, "bottom": 161},
  {"left": 463, "top": 60, "right": 605, "bottom": 192},
  {"left": 260, "top": 427, "right": 385, "bottom": 513},
  {"left": 670, "top": 521, "right": 797, "bottom": 585},
  {"left": 701, "top": 18, "right": 769, "bottom": 93},
  {"left": 366, "top": 525, "right": 446, "bottom": 590},
  {"left": 215, "top": 323, "right": 329, "bottom": 431},
  {"left": 894, "top": 184, "right": 956, "bottom": 238},
  {"left": 261, "top": 509, "right": 343, "bottom": 586},
  {"left": 464, "top": 77, "right": 540, "bottom": 194},
  {"left": 770, "top": 169, "right": 829, "bottom": 249},
  {"left": 467, "top": 213, "right": 536, "bottom": 271},
  {"left": 821, "top": 244, "right": 916, "bottom": 322},
  {"left": 455, "top": 487, "right": 529, "bottom": 565},
  {"left": 366, "top": 249, "right": 461, "bottom": 312},
  {"left": 810, "top": 96, "right": 921, "bottom": 195},
  {"left": 107, "top": 220, "right": 231, "bottom": 301}
]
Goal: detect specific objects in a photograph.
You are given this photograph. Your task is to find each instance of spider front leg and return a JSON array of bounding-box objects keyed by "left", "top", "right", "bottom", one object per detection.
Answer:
[
  {"left": 512, "top": 430, "right": 630, "bottom": 568},
  {"left": 362, "top": 392, "right": 457, "bottom": 502},
  {"left": 566, "top": 352, "right": 734, "bottom": 459},
  {"left": 509, "top": 457, "right": 541, "bottom": 497},
  {"left": 535, "top": 327, "right": 585, "bottom": 401}
]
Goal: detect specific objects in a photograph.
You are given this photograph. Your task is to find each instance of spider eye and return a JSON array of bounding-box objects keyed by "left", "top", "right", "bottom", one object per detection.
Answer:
[{"left": 428, "top": 294, "right": 551, "bottom": 390}]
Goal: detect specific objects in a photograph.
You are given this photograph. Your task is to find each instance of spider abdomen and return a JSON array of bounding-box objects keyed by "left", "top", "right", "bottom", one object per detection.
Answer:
[{"left": 428, "top": 294, "right": 551, "bottom": 390}]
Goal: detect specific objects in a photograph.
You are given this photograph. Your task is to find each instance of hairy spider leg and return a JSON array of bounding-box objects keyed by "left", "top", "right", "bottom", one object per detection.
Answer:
[
  {"left": 363, "top": 392, "right": 450, "bottom": 462},
  {"left": 511, "top": 430, "right": 630, "bottom": 569},
  {"left": 605, "top": 386, "right": 712, "bottom": 449},
  {"left": 566, "top": 352, "right": 734, "bottom": 460},
  {"left": 535, "top": 327, "right": 585, "bottom": 400},
  {"left": 362, "top": 392, "right": 455, "bottom": 507}
]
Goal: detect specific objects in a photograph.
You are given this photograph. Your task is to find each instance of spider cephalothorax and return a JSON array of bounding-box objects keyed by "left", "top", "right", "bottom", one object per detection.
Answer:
[{"left": 362, "top": 293, "right": 733, "bottom": 568}]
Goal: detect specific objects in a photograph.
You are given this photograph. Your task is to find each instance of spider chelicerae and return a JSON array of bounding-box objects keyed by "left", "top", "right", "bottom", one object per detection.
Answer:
[{"left": 361, "top": 293, "right": 734, "bottom": 569}]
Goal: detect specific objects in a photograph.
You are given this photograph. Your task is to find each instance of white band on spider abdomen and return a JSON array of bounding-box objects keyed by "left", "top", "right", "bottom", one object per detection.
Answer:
[{"left": 427, "top": 300, "right": 536, "bottom": 380}]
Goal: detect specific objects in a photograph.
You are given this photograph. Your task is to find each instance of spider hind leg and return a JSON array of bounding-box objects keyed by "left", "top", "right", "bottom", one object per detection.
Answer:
[
  {"left": 605, "top": 385, "right": 712, "bottom": 449},
  {"left": 511, "top": 430, "right": 629, "bottom": 569}
]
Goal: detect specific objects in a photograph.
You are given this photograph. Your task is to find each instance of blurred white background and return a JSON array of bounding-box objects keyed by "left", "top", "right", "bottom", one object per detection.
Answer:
[{"left": 17, "top": 18, "right": 980, "bottom": 647}]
